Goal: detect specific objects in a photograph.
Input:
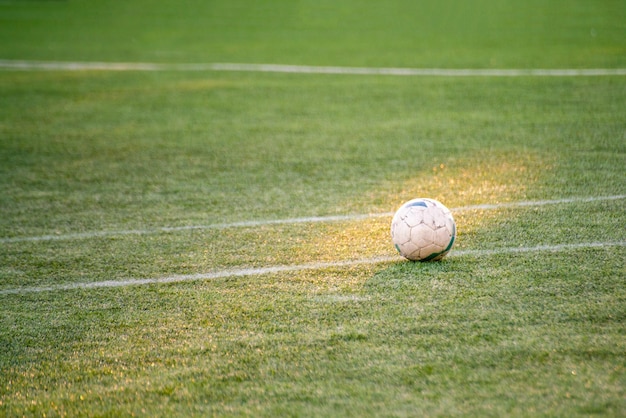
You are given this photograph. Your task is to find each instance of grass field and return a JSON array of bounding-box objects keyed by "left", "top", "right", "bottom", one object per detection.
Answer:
[{"left": 1, "top": 0, "right": 625, "bottom": 416}]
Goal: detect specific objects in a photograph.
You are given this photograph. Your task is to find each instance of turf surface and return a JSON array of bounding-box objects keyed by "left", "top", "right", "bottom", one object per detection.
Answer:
[{"left": 0, "top": 0, "right": 625, "bottom": 416}]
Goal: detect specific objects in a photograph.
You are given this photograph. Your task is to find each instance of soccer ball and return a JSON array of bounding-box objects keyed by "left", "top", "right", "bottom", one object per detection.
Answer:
[{"left": 390, "top": 198, "right": 456, "bottom": 261}]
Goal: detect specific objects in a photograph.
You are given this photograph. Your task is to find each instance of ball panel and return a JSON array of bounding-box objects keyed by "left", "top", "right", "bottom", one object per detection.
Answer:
[
  {"left": 420, "top": 243, "right": 442, "bottom": 260},
  {"left": 434, "top": 226, "right": 453, "bottom": 248},
  {"left": 404, "top": 207, "right": 424, "bottom": 227},
  {"left": 411, "top": 226, "right": 435, "bottom": 257},
  {"left": 391, "top": 219, "right": 412, "bottom": 245}
]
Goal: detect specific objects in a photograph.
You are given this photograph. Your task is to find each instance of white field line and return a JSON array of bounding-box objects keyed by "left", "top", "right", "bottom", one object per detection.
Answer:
[
  {"left": 1, "top": 241, "right": 624, "bottom": 295},
  {"left": 1, "top": 195, "right": 624, "bottom": 244},
  {"left": 1, "top": 60, "right": 626, "bottom": 76}
]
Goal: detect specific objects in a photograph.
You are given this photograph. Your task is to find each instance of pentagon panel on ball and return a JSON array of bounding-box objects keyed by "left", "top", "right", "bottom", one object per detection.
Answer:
[{"left": 390, "top": 198, "right": 456, "bottom": 261}]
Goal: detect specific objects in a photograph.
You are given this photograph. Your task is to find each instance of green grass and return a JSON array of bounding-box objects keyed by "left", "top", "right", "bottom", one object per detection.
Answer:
[
  {"left": 1, "top": 0, "right": 625, "bottom": 416},
  {"left": 1, "top": 0, "right": 625, "bottom": 67}
]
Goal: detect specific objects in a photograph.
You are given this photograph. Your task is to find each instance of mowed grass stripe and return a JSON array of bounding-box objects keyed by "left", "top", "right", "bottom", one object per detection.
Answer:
[
  {"left": 0, "top": 241, "right": 624, "bottom": 295},
  {"left": 2, "top": 60, "right": 626, "bottom": 76},
  {"left": 2, "top": 195, "right": 624, "bottom": 243}
]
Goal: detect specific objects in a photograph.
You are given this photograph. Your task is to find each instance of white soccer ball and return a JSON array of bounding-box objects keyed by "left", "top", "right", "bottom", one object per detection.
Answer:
[{"left": 390, "top": 198, "right": 456, "bottom": 261}]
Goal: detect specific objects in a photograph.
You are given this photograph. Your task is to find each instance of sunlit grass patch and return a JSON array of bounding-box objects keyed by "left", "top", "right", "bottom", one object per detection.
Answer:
[{"left": 387, "top": 147, "right": 548, "bottom": 203}]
